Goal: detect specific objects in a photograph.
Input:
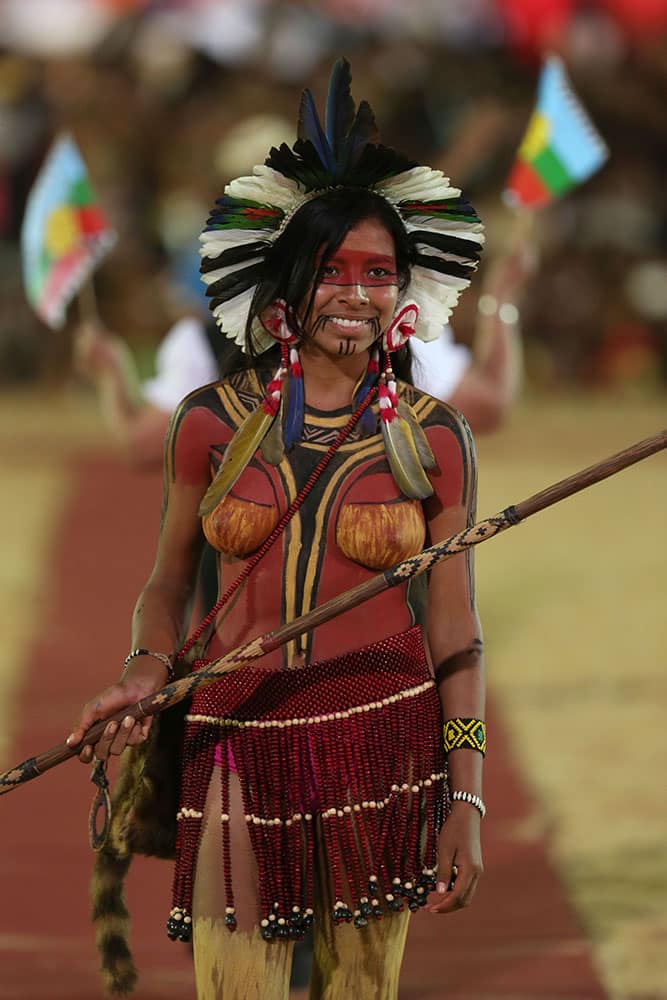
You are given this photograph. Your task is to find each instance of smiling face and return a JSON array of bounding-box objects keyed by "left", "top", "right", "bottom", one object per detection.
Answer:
[{"left": 300, "top": 218, "right": 400, "bottom": 358}]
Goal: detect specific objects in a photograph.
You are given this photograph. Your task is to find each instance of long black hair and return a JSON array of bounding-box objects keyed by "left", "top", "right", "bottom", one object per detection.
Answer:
[{"left": 240, "top": 188, "right": 416, "bottom": 382}]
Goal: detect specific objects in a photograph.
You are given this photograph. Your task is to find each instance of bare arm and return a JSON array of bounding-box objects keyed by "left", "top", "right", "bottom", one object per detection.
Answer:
[
  {"left": 422, "top": 412, "right": 485, "bottom": 913},
  {"left": 449, "top": 212, "right": 536, "bottom": 432},
  {"left": 73, "top": 320, "right": 172, "bottom": 468},
  {"left": 66, "top": 394, "right": 214, "bottom": 760}
]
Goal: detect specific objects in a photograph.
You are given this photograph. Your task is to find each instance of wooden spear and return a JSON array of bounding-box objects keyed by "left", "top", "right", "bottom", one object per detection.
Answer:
[{"left": 0, "top": 429, "right": 664, "bottom": 796}]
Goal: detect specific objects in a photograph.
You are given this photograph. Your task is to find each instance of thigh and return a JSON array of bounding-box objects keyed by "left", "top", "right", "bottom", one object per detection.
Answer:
[
  {"left": 309, "top": 818, "right": 411, "bottom": 1000},
  {"left": 310, "top": 902, "right": 410, "bottom": 1000},
  {"left": 192, "top": 770, "right": 294, "bottom": 1000}
]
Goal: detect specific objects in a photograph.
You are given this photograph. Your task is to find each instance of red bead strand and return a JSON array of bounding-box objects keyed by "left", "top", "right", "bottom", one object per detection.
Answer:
[{"left": 177, "top": 385, "right": 377, "bottom": 663}]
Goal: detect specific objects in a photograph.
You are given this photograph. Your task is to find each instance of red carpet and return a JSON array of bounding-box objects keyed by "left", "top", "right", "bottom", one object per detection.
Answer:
[{"left": 0, "top": 453, "right": 609, "bottom": 999}]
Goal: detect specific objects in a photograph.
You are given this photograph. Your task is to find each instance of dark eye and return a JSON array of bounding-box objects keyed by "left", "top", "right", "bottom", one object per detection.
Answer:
[
  {"left": 321, "top": 265, "right": 338, "bottom": 277},
  {"left": 368, "top": 266, "right": 392, "bottom": 279}
]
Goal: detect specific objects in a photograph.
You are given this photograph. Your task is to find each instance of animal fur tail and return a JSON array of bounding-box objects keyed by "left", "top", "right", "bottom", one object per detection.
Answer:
[
  {"left": 91, "top": 844, "right": 136, "bottom": 995},
  {"left": 89, "top": 703, "right": 184, "bottom": 995}
]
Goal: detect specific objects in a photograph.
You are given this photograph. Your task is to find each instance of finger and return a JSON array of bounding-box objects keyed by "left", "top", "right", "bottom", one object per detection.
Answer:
[
  {"left": 428, "top": 862, "right": 463, "bottom": 912},
  {"left": 121, "top": 717, "right": 150, "bottom": 747},
  {"left": 108, "top": 715, "right": 137, "bottom": 756},
  {"left": 88, "top": 720, "right": 121, "bottom": 761},
  {"left": 428, "top": 867, "right": 479, "bottom": 913},
  {"left": 67, "top": 685, "right": 133, "bottom": 747},
  {"left": 67, "top": 702, "right": 109, "bottom": 748},
  {"left": 458, "top": 872, "right": 480, "bottom": 908},
  {"left": 436, "top": 859, "right": 456, "bottom": 897},
  {"left": 128, "top": 716, "right": 152, "bottom": 745},
  {"left": 426, "top": 892, "right": 463, "bottom": 914}
]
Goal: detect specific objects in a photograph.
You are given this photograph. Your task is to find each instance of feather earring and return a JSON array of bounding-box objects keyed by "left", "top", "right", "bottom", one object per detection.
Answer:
[
  {"left": 379, "top": 354, "right": 434, "bottom": 501},
  {"left": 199, "top": 353, "right": 287, "bottom": 517},
  {"left": 261, "top": 299, "right": 304, "bottom": 451},
  {"left": 284, "top": 345, "right": 304, "bottom": 450},
  {"left": 396, "top": 399, "right": 436, "bottom": 469}
]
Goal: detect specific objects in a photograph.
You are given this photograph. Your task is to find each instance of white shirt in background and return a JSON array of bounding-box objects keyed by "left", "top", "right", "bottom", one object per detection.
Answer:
[{"left": 142, "top": 317, "right": 471, "bottom": 412}]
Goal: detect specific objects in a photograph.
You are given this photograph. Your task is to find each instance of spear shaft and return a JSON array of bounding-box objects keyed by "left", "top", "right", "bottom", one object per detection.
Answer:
[{"left": 1, "top": 429, "right": 664, "bottom": 796}]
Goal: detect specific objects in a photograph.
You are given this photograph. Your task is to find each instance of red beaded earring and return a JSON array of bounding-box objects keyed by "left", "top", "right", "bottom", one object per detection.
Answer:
[
  {"left": 382, "top": 302, "right": 419, "bottom": 353},
  {"left": 262, "top": 298, "right": 298, "bottom": 344}
]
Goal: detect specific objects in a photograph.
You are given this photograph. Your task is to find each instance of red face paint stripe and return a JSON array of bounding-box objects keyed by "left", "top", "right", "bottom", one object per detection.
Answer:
[{"left": 318, "top": 248, "right": 398, "bottom": 287}]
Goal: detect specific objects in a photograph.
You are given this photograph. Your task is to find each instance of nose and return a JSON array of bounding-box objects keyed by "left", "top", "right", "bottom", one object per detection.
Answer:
[{"left": 343, "top": 283, "right": 370, "bottom": 304}]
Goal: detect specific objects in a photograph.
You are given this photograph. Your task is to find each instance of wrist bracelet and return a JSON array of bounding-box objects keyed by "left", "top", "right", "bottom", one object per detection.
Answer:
[
  {"left": 450, "top": 790, "right": 486, "bottom": 818},
  {"left": 123, "top": 648, "right": 175, "bottom": 682},
  {"left": 443, "top": 717, "right": 486, "bottom": 756}
]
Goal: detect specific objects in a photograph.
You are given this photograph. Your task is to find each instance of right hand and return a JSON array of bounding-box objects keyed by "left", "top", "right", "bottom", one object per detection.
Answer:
[{"left": 66, "top": 670, "right": 163, "bottom": 764}]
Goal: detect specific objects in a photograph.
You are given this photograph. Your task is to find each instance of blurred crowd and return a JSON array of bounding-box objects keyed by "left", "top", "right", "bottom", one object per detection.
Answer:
[{"left": 1, "top": 0, "right": 666, "bottom": 393}]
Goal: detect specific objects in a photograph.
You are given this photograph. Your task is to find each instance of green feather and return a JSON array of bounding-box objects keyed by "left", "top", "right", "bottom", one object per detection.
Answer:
[
  {"left": 199, "top": 404, "right": 277, "bottom": 517},
  {"left": 260, "top": 399, "right": 285, "bottom": 466},
  {"left": 381, "top": 415, "right": 434, "bottom": 500},
  {"left": 397, "top": 400, "right": 437, "bottom": 469}
]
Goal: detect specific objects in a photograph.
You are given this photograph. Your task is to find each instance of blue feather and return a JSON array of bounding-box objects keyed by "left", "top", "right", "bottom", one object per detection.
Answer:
[
  {"left": 297, "top": 90, "right": 335, "bottom": 176},
  {"left": 284, "top": 371, "right": 305, "bottom": 450},
  {"left": 325, "top": 59, "right": 355, "bottom": 160},
  {"left": 353, "top": 369, "right": 378, "bottom": 438}
]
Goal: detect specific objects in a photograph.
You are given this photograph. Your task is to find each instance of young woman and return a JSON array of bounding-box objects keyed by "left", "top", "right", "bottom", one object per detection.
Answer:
[{"left": 68, "top": 62, "right": 487, "bottom": 999}]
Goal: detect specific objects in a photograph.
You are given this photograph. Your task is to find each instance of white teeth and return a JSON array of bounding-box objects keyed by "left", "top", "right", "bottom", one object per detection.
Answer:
[{"left": 328, "top": 317, "right": 370, "bottom": 328}]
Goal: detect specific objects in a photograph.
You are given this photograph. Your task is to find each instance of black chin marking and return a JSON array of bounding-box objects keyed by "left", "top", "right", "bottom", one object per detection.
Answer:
[{"left": 337, "top": 339, "right": 356, "bottom": 356}]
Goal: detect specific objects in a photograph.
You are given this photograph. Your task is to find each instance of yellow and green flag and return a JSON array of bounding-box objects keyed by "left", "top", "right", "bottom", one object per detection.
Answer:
[{"left": 504, "top": 54, "right": 609, "bottom": 209}]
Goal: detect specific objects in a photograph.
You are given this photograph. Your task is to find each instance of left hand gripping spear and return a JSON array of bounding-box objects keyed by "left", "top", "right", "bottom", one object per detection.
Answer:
[{"left": 0, "top": 430, "right": 664, "bottom": 797}]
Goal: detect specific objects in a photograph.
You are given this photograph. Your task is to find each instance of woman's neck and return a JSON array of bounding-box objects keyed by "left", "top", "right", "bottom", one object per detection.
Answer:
[{"left": 298, "top": 342, "right": 370, "bottom": 411}]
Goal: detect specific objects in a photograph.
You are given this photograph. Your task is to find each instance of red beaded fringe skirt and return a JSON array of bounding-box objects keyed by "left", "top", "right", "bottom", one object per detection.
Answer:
[{"left": 167, "top": 625, "right": 447, "bottom": 943}]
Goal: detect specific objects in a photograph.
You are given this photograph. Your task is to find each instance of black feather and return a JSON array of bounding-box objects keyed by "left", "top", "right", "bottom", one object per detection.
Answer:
[
  {"left": 200, "top": 241, "right": 270, "bottom": 274},
  {"left": 265, "top": 141, "right": 330, "bottom": 191},
  {"left": 347, "top": 143, "right": 417, "bottom": 188},
  {"left": 410, "top": 230, "right": 483, "bottom": 260},
  {"left": 413, "top": 252, "right": 476, "bottom": 280},
  {"left": 345, "top": 100, "right": 380, "bottom": 170},
  {"left": 206, "top": 263, "right": 265, "bottom": 303},
  {"left": 297, "top": 89, "right": 335, "bottom": 174},
  {"left": 325, "top": 58, "right": 355, "bottom": 162}
]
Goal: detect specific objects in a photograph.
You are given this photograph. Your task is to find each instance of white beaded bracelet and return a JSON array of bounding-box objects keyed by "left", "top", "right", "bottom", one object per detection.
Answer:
[
  {"left": 450, "top": 790, "right": 486, "bottom": 818},
  {"left": 123, "top": 648, "right": 175, "bottom": 682}
]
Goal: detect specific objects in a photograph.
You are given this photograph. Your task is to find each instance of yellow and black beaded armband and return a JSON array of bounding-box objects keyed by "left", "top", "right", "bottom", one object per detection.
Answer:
[{"left": 443, "top": 717, "right": 486, "bottom": 756}]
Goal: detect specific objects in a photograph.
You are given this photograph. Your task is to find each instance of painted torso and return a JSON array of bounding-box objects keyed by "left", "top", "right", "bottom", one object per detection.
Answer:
[{"left": 169, "top": 368, "right": 471, "bottom": 668}]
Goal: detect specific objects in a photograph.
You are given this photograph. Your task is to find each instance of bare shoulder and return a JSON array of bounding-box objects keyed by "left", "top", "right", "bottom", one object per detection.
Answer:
[
  {"left": 170, "top": 367, "right": 264, "bottom": 433},
  {"left": 398, "top": 380, "right": 475, "bottom": 456},
  {"left": 163, "top": 370, "right": 264, "bottom": 486},
  {"left": 397, "top": 379, "right": 477, "bottom": 513}
]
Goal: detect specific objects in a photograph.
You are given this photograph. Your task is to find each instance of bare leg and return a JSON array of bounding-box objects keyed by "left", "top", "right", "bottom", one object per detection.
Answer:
[
  {"left": 309, "top": 909, "right": 409, "bottom": 999},
  {"left": 192, "top": 771, "right": 294, "bottom": 1000},
  {"left": 308, "top": 819, "right": 411, "bottom": 1000}
]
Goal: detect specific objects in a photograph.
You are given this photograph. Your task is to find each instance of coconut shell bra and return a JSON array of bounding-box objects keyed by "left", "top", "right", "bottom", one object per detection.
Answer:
[{"left": 198, "top": 370, "right": 429, "bottom": 572}]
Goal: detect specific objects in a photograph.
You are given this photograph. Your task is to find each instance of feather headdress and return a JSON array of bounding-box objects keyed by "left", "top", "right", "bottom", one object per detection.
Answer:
[{"left": 200, "top": 58, "right": 484, "bottom": 348}]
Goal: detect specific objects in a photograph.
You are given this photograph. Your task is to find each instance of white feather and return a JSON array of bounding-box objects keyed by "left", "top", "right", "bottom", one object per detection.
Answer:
[
  {"left": 377, "top": 167, "right": 460, "bottom": 203},
  {"left": 226, "top": 166, "right": 305, "bottom": 211}
]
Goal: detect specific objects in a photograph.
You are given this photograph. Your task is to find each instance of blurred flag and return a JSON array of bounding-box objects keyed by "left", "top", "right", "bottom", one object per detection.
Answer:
[
  {"left": 20, "top": 133, "right": 115, "bottom": 329},
  {"left": 504, "top": 54, "right": 609, "bottom": 209}
]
